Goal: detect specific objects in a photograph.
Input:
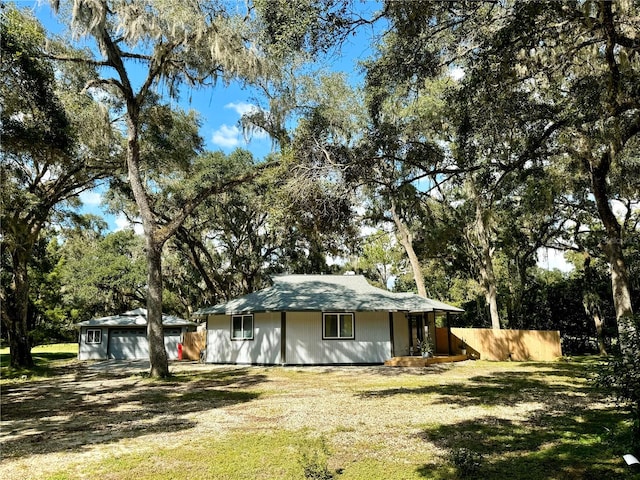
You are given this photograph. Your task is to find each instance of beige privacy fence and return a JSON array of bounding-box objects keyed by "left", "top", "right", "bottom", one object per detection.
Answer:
[
  {"left": 447, "top": 327, "right": 562, "bottom": 361},
  {"left": 182, "top": 331, "right": 206, "bottom": 361}
]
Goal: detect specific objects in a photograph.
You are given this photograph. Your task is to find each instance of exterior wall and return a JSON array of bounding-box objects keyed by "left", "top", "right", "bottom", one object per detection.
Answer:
[
  {"left": 78, "top": 326, "right": 193, "bottom": 361},
  {"left": 78, "top": 327, "right": 108, "bottom": 360},
  {"left": 206, "top": 312, "right": 281, "bottom": 364},
  {"left": 286, "top": 311, "right": 391, "bottom": 364},
  {"left": 164, "top": 328, "right": 187, "bottom": 360},
  {"left": 450, "top": 327, "right": 563, "bottom": 361},
  {"left": 392, "top": 312, "right": 410, "bottom": 357}
]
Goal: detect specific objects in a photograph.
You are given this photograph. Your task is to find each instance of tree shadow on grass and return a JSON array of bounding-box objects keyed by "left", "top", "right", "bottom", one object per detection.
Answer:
[
  {"left": 380, "top": 361, "right": 635, "bottom": 480},
  {"left": 1, "top": 366, "right": 267, "bottom": 460},
  {"left": 298, "top": 363, "right": 456, "bottom": 377},
  {"left": 1, "top": 351, "right": 78, "bottom": 379},
  {"left": 415, "top": 408, "right": 636, "bottom": 480},
  {"left": 357, "top": 357, "right": 611, "bottom": 407},
  {"left": 358, "top": 370, "right": 596, "bottom": 409},
  {"left": 525, "top": 356, "right": 603, "bottom": 377},
  {"left": 354, "top": 361, "right": 636, "bottom": 478}
]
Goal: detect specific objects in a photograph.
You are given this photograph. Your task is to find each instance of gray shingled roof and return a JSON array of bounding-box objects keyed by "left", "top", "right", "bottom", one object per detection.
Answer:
[
  {"left": 76, "top": 308, "right": 195, "bottom": 327},
  {"left": 195, "top": 275, "right": 463, "bottom": 315}
]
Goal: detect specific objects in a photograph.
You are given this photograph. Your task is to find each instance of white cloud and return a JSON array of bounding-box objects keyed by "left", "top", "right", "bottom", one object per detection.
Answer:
[
  {"left": 114, "top": 215, "right": 129, "bottom": 231},
  {"left": 326, "top": 255, "right": 347, "bottom": 266},
  {"left": 114, "top": 214, "right": 144, "bottom": 235},
  {"left": 225, "top": 101, "right": 258, "bottom": 116},
  {"left": 537, "top": 247, "right": 574, "bottom": 272},
  {"left": 80, "top": 190, "right": 102, "bottom": 206},
  {"left": 611, "top": 199, "right": 636, "bottom": 219},
  {"left": 211, "top": 124, "right": 241, "bottom": 148},
  {"left": 226, "top": 102, "right": 270, "bottom": 141},
  {"left": 211, "top": 102, "right": 272, "bottom": 149},
  {"left": 359, "top": 225, "right": 378, "bottom": 237},
  {"left": 449, "top": 66, "right": 465, "bottom": 81}
]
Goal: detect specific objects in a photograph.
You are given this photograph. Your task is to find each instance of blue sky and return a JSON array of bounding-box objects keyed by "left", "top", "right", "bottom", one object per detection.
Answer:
[
  {"left": 13, "top": 1, "right": 574, "bottom": 272},
  {"left": 18, "top": 0, "right": 378, "bottom": 231},
  {"left": 23, "top": 0, "right": 278, "bottom": 153}
]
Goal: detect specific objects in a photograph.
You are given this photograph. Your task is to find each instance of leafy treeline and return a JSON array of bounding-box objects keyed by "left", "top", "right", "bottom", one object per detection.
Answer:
[
  {"left": 1, "top": 1, "right": 638, "bottom": 378},
  {"left": 256, "top": 1, "right": 639, "bottom": 346}
]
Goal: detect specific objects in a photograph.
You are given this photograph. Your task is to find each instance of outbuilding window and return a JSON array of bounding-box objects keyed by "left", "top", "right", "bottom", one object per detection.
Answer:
[
  {"left": 87, "top": 329, "right": 102, "bottom": 344},
  {"left": 231, "top": 314, "right": 254, "bottom": 340},
  {"left": 323, "top": 313, "right": 354, "bottom": 339}
]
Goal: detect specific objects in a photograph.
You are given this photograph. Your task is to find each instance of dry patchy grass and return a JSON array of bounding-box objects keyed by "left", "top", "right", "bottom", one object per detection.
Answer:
[{"left": 1, "top": 356, "right": 637, "bottom": 479}]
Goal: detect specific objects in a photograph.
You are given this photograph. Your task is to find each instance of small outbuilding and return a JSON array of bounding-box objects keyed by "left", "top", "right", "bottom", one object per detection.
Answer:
[
  {"left": 76, "top": 308, "right": 196, "bottom": 360},
  {"left": 196, "top": 274, "right": 463, "bottom": 365}
]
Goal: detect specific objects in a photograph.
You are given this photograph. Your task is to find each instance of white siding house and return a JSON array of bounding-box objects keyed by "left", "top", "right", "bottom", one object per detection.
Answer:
[
  {"left": 206, "top": 312, "right": 282, "bottom": 364},
  {"left": 197, "top": 275, "right": 463, "bottom": 365},
  {"left": 77, "top": 309, "right": 196, "bottom": 361},
  {"left": 285, "top": 311, "right": 391, "bottom": 364}
]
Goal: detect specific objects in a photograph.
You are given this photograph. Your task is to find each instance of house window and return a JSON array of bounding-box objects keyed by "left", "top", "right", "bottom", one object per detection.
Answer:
[
  {"left": 87, "top": 329, "right": 102, "bottom": 344},
  {"left": 231, "top": 314, "right": 254, "bottom": 340},
  {"left": 323, "top": 313, "right": 354, "bottom": 339}
]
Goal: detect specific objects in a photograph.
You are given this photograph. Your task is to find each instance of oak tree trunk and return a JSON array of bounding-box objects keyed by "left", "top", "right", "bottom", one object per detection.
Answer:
[
  {"left": 126, "top": 111, "right": 169, "bottom": 378},
  {"left": 147, "top": 241, "right": 169, "bottom": 377},
  {"left": 582, "top": 254, "right": 607, "bottom": 356},
  {"left": 479, "top": 259, "right": 501, "bottom": 330},
  {"left": 593, "top": 7, "right": 636, "bottom": 357},
  {"left": 390, "top": 198, "right": 428, "bottom": 298},
  {"left": 591, "top": 157, "right": 635, "bottom": 356},
  {"left": 472, "top": 188, "right": 501, "bottom": 330},
  {"left": 9, "top": 249, "right": 34, "bottom": 368}
]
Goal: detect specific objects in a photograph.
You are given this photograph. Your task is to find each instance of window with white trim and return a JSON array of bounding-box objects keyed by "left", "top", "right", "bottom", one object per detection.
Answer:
[
  {"left": 323, "top": 313, "right": 354, "bottom": 339},
  {"left": 87, "top": 329, "right": 102, "bottom": 344},
  {"left": 231, "top": 314, "right": 254, "bottom": 340}
]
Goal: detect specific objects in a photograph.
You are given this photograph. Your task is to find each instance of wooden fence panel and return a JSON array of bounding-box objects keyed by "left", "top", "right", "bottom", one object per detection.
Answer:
[
  {"left": 450, "top": 327, "right": 562, "bottom": 361},
  {"left": 182, "top": 331, "right": 206, "bottom": 361}
]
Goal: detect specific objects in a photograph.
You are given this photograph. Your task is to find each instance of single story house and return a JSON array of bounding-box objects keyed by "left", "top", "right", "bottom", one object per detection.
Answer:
[
  {"left": 195, "top": 274, "right": 463, "bottom": 365},
  {"left": 76, "top": 308, "right": 196, "bottom": 360}
]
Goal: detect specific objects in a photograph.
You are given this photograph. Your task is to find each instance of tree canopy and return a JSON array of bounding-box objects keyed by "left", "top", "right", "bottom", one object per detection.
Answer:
[{"left": 3, "top": 1, "right": 638, "bottom": 389}]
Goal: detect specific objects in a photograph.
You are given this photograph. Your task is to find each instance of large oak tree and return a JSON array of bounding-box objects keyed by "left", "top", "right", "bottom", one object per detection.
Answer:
[
  {"left": 1, "top": 5, "right": 114, "bottom": 367},
  {"left": 48, "top": 0, "right": 276, "bottom": 377}
]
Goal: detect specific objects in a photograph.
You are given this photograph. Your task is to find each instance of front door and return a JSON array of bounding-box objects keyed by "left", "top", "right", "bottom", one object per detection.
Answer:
[{"left": 408, "top": 314, "right": 424, "bottom": 355}]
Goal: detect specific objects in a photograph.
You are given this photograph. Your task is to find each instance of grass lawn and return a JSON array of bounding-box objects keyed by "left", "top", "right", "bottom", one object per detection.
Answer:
[
  {"left": 0, "top": 343, "right": 78, "bottom": 380},
  {"left": 1, "top": 347, "right": 638, "bottom": 479}
]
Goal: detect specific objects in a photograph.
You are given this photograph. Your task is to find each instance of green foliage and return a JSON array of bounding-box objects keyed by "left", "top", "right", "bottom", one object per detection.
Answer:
[
  {"left": 59, "top": 228, "right": 146, "bottom": 319},
  {"left": 28, "top": 234, "right": 76, "bottom": 344},
  {"left": 1, "top": 5, "right": 115, "bottom": 367},
  {"left": 598, "top": 315, "right": 640, "bottom": 451},
  {"left": 167, "top": 146, "right": 357, "bottom": 306},
  {"left": 54, "top": 0, "right": 267, "bottom": 91},
  {"left": 254, "top": 0, "right": 355, "bottom": 60},
  {"left": 448, "top": 447, "right": 483, "bottom": 479},
  {"left": 354, "top": 0, "right": 640, "bottom": 343},
  {"left": 0, "top": 5, "right": 72, "bottom": 154},
  {"left": 451, "top": 265, "right": 621, "bottom": 353},
  {"left": 298, "top": 436, "right": 334, "bottom": 480},
  {"left": 352, "top": 230, "right": 403, "bottom": 289}
]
